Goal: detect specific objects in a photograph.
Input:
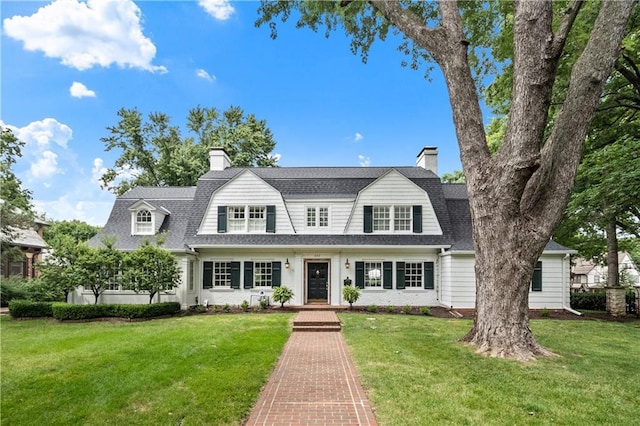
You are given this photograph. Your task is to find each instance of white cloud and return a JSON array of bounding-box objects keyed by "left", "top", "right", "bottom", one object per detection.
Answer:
[
  {"left": 358, "top": 155, "right": 370, "bottom": 167},
  {"left": 196, "top": 68, "right": 216, "bottom": 82},
  {"left": 70, "top": 81, "right": 96, "bottom": 98},
  {"left": 3, "top": 0, "right": 167, "bottom": 73},
  {"left": 33, "top": 196, "right": 115, "bottom": 227},
  {"left": 92, "top": 157, "right": 140, "bottom": 188},
  {"left": 30, "top": 151, "right": 59, "bottom": 178},
  {"left": 199, "top": 0, "right": 235, "bottom": 20},
  {"left": 354, "top": 132, "right": 364, "bottom": 142},
  {"left": 7, "top": 118, "right": 72, "bottom": 149}
]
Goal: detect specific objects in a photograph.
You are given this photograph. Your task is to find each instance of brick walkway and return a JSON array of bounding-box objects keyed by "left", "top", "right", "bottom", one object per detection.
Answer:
[{"left": 245, "top": 312, "right": 377, "bottom": 425}]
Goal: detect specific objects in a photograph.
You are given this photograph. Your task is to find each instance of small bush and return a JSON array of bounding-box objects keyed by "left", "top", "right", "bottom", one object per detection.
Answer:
[
  {"left": 366, "top": 304, "right": 378, "bottom": 313},
  {"left": 402, "top": 305, "right": 413, "bottom": 315},
  {"left": 540, "top": 307, "right": 550, "bottom": 317},
  {"left": 419, "top": 306, "right": 431, "bottom": 316},
  {"left": 222, "top": 303, "right": 231, "bottom": 313},
  {"left": 9, "top": 300, "right": 54, "bottom": 318},
  {"left": 386, "top": 305, "right": 396, "bottom": 313},
  {"left": 51, "top": 302, "right": 180, "bottom": 320},
  {"left": 571, "top": 291, "right": 606, "bottom": 311},
  {"left": 259, "top": 298, "right": 269, "bottom": 309},
  {"left": 343, "top": 286, "right": 361, "bottom": 309},
  {"left": 240, "top": 300, "right": 249, "bottom": 312},
  {"left": 272, "top": 286, "right": 294, "bottom": 307}
]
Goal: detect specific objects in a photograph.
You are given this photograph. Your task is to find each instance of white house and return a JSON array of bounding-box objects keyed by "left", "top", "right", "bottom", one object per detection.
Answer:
[
  {"left": 77, "top": 147, "right": 575, "bottom": 310},
  {"left": 571, "top": 252, "right": 640, "bottom": 292}
]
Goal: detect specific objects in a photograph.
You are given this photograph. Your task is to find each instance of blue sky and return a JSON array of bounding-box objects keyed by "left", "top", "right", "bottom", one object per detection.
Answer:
[{"left": 2, "top": 0, "right": 474, "bottom": 226}]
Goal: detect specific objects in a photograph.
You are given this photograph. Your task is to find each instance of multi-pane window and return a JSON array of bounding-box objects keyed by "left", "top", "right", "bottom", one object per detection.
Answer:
[
  {"left": 372, "top": 206, "right": 390, "bottom": 231},
  {"left": 405, "top": 262, "right": 423, "bottom": 287},
  {"left": 228, "top": 207, "right": 245, "bottom": 232},
  {"left": 394, "top": 206, "right": 411, "bottom": 231},
  {"left": 214, "top": 262, "right": 232, "bottom": 287},
  {"left": 365, "top": 262, "right": 382, "bottom": 287},
  {"left": 248, "top": 207, "right": 266, "bottom": 232},
  {"left": 254, "top": 262, "right": 273, "bottom": 287},
  {"left": 307, "top": 207, "right": 329, "bottom": 227},
  {"left": 135, "top": 209, "right": 153, "bottom": 234}
]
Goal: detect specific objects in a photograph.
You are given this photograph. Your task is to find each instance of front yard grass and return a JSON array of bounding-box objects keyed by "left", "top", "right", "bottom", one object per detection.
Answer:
[
  {"left": 1, "top": 314, "right": 293, "bottom": 425},
  {"left": 339, "top": 313, "right": 640, "bottom": 426}
]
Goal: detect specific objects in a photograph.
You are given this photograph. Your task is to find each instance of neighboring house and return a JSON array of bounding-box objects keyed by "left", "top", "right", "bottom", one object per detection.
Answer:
[
  {"left": 571, "top": 252, "right": 640, "bottom": 292},
  {"left": 1, "top": 218, "right": 48, "bottom": 279},
  {"left": 80, "top": 147, "right": 575, "bottom": 309}
]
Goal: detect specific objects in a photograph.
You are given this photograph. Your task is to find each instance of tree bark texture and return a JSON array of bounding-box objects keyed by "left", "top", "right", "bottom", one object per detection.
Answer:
[
  {"left": 606, "top": 220, "right": 619, "bottom": 287},
  {"left": 372, "top": 0, "right": 636, "bottom": 360}
]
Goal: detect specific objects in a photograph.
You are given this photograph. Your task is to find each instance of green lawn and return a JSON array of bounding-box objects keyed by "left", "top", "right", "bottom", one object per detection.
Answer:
[
  {"left": 339, "top": 313, "right": 640, "bottom": 426},
  {"left": 0, "top": 314, "right": 293, "bottom": 426}
]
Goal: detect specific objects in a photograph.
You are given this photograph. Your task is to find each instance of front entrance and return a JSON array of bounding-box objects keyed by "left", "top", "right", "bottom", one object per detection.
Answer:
[{"left": 307, "top": 262, "right": 329, "bottom": 302}]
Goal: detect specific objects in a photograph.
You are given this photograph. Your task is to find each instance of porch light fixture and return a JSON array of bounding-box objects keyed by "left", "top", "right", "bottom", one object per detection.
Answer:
[
  {"left": 285, "top": 258, "right": 290, "bottom": 269},
  {"left": 345, "top": 259, "right": 350, "bottom": 269}
]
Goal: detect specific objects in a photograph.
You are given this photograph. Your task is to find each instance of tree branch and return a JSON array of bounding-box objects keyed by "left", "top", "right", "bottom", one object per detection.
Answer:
[
  {"left": 615, "top": 53, "right": 640, "bottom": 95},
  {"left": 551, "top": 0, "right": 585, "bottom": 58}
]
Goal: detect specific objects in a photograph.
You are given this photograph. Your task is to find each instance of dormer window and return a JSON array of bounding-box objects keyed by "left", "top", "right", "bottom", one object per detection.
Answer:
[{"left": 135, "top": 209, "right": 153, "bottom": 234}]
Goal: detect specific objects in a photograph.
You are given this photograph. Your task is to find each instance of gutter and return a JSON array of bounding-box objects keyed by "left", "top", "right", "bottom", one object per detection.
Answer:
[{"left": 562, "top": 253, "right": 582, "bottom": 316}]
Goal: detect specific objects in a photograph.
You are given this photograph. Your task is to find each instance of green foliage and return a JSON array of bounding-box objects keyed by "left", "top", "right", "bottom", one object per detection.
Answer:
[
  {"left": 0, "top": 278, "right": 29, "bottom": 306},
  {"left": 402, "top": 305, "right": 413, "bottom": 315},
  {"left": 440, "top": 170, "right": 465, "bottom": 184},
  {"left": 222, "top": 303, "right": 231, "bottom": 313},
  {"left": 540, "top": 308, "right": 550, "bottom": 318},
  {"left": 74, "top": 241, "right": 123, "bottom": 304},
  {"left": 272, "top": 286, "right": 294, "bottom": 307},
  {"left": 342, "top": 285, "right": 361, "bottom": 308},
  {"left": 122, "top": 241, "right": 181, "bottom": 304},
  {"left": 366, "top": 304, "right": 378, "bottom": 313},
  {"left": 43, "top": 220, "right": 100, "bottom": 245},
  {"left": 37, "top": 237, "right": 87, "bottom": 302},
  {"left": 240, "top": 300, "right": 249, "bottom": 312},
  {"left": 386, "top": 305, "right": 396, "bottom": 313},
  {"left": 8, "top": 300, "right": 54, "bottom": 318},
  {"left": 571, "top": 291, "right": 607, "bottom": 311},
  {"left": 419, "top": 306, "right": 431, "bottom": 316},
  {"left": 100, "top": 105, "right": 278, "bottom": 195},
  {"left": 51, "top": 302, "right": 181, "bottom": 320}
]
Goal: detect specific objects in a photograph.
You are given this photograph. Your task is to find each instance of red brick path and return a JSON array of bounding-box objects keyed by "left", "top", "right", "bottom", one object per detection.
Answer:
[{"left": 245, "top": 312, "right": 377, "bottom": 425}]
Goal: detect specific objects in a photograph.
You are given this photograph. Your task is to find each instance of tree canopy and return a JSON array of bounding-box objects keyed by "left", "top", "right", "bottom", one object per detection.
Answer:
[
  {"left": 256, "top": 0, "right": 636, "bottom": 360},
  {"left": 100, "top": 105, "right": 279, "bottom": 195}
]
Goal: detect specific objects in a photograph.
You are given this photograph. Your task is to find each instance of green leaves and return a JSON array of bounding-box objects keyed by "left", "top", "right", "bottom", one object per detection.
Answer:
[
  {"left": 100, "top": 105, "right": 279, "bottom": 195},
  {"left": 122, "top": 242, "right": 181, "bottom": 304}
]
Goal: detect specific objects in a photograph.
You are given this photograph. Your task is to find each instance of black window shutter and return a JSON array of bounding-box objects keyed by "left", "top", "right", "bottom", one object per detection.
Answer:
[
  {"left": 532, "top": 261, "right": 542, "bottom": 291},
  {"left": 413, "top": 205, "right": 422, "bottom": 233},
  {"left": 203, "top": 261, "right": 213, "bottom": 289},
  {"left": 396, "top": 262, "right": 405, "bottom": 290},
  {"left": 217, "top": 206, "right": 227, "bottom": 233},
  {"left": 230, "top": 262, "right": 241, "bottom": 289},
  {"left": 424, "top": 261, "right": 434, "bottom": 289},
  {"left": 355, "top": 261, "right": 365, "bottom": 289},
  {"left": 363, "top": 206, "right": 373, "bottom": 233},
  {"left": 383, "top": 262, "right": 393, "bottom": 289},
  {"left": 272, "top": 261, "right": 281, "bottom": 287},
  {"left": 244, "top": 261, "right": 254, "bottom": 289},
  {"left": 266, "top": 205, "right": 276, "bottom": 233}
]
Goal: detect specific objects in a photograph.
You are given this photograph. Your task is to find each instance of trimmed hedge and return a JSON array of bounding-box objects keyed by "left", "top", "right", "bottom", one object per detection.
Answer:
[
  {"left": 9, "top": 300, "right": 54, "bottom": 318},
  {"left": 51, "top": 302, "right": 181, "bottom": 320},
  {"left": 570, "top": 291, "right": 607, "bottom": 311}
]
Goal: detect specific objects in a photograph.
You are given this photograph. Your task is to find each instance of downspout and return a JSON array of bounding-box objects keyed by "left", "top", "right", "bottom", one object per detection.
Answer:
[{"left": 562, "top": 253, "right": 582, "bottom": 316}]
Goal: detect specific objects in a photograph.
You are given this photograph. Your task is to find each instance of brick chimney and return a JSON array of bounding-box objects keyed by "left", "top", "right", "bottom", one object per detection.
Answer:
[
  {"left": 209, "top": 147, "right": 231, "bottom": 171},
  {"left": 416, "top": 147, "right": 438, "bottom": 174}
]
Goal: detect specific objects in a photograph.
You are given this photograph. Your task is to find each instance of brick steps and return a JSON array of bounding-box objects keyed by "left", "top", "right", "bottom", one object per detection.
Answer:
[{"left": 292, "top": 311, "right": 341, "bottom": 332}]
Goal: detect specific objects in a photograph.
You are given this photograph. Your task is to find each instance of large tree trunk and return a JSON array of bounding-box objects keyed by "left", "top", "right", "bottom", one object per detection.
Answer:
[{"left": 372, "top": 0, "right": 635, "bottom": 359}]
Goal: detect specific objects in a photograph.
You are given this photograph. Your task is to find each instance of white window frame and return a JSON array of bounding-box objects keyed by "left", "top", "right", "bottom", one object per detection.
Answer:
[
  {"left": 405, "top": 262, "right": 423, "bottom": 288},
  {"left": 254, "top": 261, "right": 273, "bottom": 287},
  {"left": 214, "top": 261, "right": 232, "bottom": 287},
  {"left": 248, "top": 206, "right": 266, "bottom": 232},
  {"left": 365, "top": 262, "right": 382, "bottom": 288},
  {"left": 372, "top": 206, "right": 390, "bottom": 231},
  {"left": 133, "top": 209, "right": 154, "bottom": 235},
  {"left": 228, "top": 206, "right": 246, "bottom": 232},
  {"left": 306, "top": 206, "right": 330, "bottom": 228},
  {"left": 394, "top": 206, "right": 412, "bottom": 231}
]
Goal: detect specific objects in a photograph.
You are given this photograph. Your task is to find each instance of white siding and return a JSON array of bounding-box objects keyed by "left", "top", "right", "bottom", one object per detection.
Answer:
[
  {"left": 528, "top": 255, "right": 566, "bottom": 309},
  {"left": 447, "top": 254, "right": 477, "bottom": 308},
  {"left": 346, "top": 170, "right": 442, "bottom": 234},
  {"left": 199, "top": 171, "right": 294, "bottom": 234},
  {"left": 286, "top": 200, "right": 353, "bottom": 234},
  {"left": 439, "top": 254, "right": 452, "bottom": 306}
]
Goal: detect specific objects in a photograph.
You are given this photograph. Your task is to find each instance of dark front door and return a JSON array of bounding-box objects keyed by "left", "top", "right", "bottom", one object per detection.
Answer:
[{"left": 307, "top": 262, "right": 329, "bottom": 301}]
